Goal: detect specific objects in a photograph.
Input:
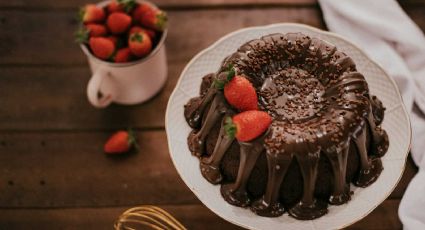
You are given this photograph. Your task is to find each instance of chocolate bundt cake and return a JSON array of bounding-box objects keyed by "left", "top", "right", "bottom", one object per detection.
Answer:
[{"left": 183, "top": 32, "right": 389, "bottom": 220}]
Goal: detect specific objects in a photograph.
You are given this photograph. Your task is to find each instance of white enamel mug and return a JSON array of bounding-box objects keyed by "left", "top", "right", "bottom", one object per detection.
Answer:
[{"left": 80, "top": 0, "right": 168, "bottom": 108}]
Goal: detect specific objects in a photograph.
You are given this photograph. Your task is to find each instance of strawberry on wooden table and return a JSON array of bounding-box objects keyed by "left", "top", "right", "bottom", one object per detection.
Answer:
[
  {"left": 225, "top": 111, "right": 272, "bottom": 142},
  {"left": 89, "top": 37, "right": 115, "bottom": 60},
  {"left": 222, "top": 73, "right": 258, "bottom": 111},
  {"left": 104, "top": 130, "right": 137, "bottom": 154},
  {"left": 107, "top": 12, "right": 132, "bottom": 34},
  {"left": 128, "top": 31, "right": 152, "bottom": 57},
  {"left": 80, "top": 4, "right": 105, "bottom": 24},
  {"left": 114, "top": 47, "right": 132, "bottom": 63}
]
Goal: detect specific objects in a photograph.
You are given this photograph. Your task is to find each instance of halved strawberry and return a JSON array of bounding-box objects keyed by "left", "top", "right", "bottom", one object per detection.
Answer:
[
  {"left": 89, "top": 37, "right": 115, "bottom": 60},
  {"left": 114, "top": 47, "right": 132, "bottom": 63},
  {"left": 128, "top": 31, "right": 152, "bottom": 57},
  {"left": 80, "top": 4, "right": 105, "bottom": 24},
  {"left": 225, "top": 111, "right": 272, "bottom": 142},
  {"left": 104, "top": 130, "right": 137, "bottom": 154},
  {"left": 223, "top": 75, "right": 258, "bottom": 111},
  {"left": 107, "top": 12, "right": 132, "bottom": 34}
]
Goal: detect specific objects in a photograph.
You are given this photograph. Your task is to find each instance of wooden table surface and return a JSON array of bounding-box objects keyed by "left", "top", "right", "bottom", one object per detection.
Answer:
[{"left": 0, "top": 0, "right": 422, "bottom": 229}]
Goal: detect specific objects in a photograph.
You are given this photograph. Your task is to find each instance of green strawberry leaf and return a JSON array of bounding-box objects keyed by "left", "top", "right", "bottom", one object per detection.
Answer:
[
  {"left": 127, "top": 128, "right": 139, "bottom": 151},
  {"left": 227, "top": 65, "right": 235, "bottom": 81},
  {"left": 131, "top": 33, "right": 143, "bottom": 42},
  {"left": 156, "top": 12, "right": 168, "bottom": 31},
  {"left": 213, "top": 64, "right": 236, "bottom": 90},
  {"left": 118, "top": 0, "right": 136, "bottom": 13},
  {"left": 224, "top": 116, "right": 236, "bottom": 139},
  {"left": 74, "top": 27, "right": 89, "bottom": 43},
  {"left": 213, "top": 79, "right": 226, "bottom": 90}
]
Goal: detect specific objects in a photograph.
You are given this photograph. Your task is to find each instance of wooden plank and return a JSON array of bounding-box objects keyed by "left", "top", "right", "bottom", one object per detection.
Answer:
[
  {"left": 0, "top": 131, "right": 198, "bottom": 207},
  {"left": 0, "top": 0, "right": 423, "bottom": 9},
  {"left": 0, "top": 204, "right": 244, "bottom": 230},
  {"left": 0, "top": 130, "right": 416, "bottom": 208},
  {"left": 0, "top": 200, "right": 401, "bottom": 230},
  {"left": 1, "top": 0, "right": 317, "bottom": 9},
  {"left": 0, "top": 64, "right": 182, "bottom": 130},
  {"left": 0, "top": 8, "right": 325, "bottom": 65},
  {"left": 389, "top": 155, "right": 418, "bottom": 199}
]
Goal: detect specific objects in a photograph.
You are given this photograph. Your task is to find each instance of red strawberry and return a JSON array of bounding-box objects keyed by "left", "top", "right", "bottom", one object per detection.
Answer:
[
  {"left": 132, "top": 3, "right": 151, "bottom": 22},
  {"left": 85, "top": 23, "right": 107, "bottom": 37},
  {"left": 128, "top": 31, "right": 152, "bottom": 57},
  {"left": 224, "top": 75, "right": 258, "bottom": 111},
  {"left": 107, "top": 0, "right": 123, "bottom": 13},
  {"left": 107, "top": 0, "right": 136, "bottom": 13},
  {"left": 140, "top": 8, "right": 167, "bottom": 31},
  {"left": 129, "top": 26, "right": 156, "bottom": 40},
  {"left": 104, "top": 130, "right": 137, "bottom": 154},
  {"left": 80, "top": 4, "right": 105, "bottom": 24},
  {"left": 225, "top": 111, "right": 272, "bottom": 142},
  {"left": 107, "top": 12, "right": 132, "bottom": 34},
  {"left": 89, "top": 37, "right": 115, "bottom": 60},
  {"left": 114, "top": 47, "right": 132, "bottom": 63}
]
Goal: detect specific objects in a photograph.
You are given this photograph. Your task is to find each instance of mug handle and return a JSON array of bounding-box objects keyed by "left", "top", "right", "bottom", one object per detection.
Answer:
[{"left": 87, "top": 68, "right": 115, "bottom": 108}]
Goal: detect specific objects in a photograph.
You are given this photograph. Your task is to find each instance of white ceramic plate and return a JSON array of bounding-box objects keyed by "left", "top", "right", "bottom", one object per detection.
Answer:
[{"left": 165, "top": 23, "right": 411, "bottom": 230}]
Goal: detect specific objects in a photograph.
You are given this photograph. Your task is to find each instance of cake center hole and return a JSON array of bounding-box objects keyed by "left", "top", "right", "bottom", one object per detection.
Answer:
[{"left": 259, "top": 67, "right": 326, "bottom": 121}]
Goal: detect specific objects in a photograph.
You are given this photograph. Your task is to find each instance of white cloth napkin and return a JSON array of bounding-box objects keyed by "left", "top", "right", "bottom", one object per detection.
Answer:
[{"left": 318, "top": 0, "right": 425, "bottom": 229}]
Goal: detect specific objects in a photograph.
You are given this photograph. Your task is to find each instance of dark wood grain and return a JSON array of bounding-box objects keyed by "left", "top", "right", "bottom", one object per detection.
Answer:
[
  {"left": 0, "top": 0, "right": 423, "bottom": 9},
  {"left": 0, "top": 64, "right": 182, "bottom": 130},
  {"left": 0, "top": 0, "right": 422, "bottom": 229},
  {"left": 0, "top": 200, "right": 402, "bottom": 230},
  {"left": 0, "top": 130, "right": 416, "bottom": 208},
  {"left": 0, "top": 131, "right": 198, "bottom": 207},
  {"left": 0, "top": 8, "right": 325, "bottom": 66}
]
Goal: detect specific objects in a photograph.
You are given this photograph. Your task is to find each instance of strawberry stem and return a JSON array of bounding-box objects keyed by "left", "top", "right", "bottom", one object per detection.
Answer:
[
  {"left": 74, "top": 27, "right": 89, "bottom": 43},
  {"left": 118, "top": 0, "right": 136, "bottom": 13},
  {"left": 127, "top": 128, "right": 139, "bottom": 151},
  {"left": 224, "top": 116, "right": 236, "bottom": 139},
  {"left": 213, "top": 64, "right": 235, "bottom": 90}
]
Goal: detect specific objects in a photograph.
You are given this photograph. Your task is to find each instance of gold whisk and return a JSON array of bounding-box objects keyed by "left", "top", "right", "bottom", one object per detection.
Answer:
[{"left": 114, "top": 206, "right": 187, "bottom": 230}]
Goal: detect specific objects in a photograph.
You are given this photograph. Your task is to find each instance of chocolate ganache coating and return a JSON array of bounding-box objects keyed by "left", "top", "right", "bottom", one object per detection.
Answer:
[{"left": 184, "top": 32, "right": 389, "bottom": 220}]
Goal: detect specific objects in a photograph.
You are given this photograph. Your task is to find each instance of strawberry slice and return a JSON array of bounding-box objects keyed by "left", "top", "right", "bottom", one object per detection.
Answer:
[
  {"left": 225, "top": 111, "right": 272, "bottom": 142},
  {"left": 104, "top": 130, "right": 137, "bottom": 154}
]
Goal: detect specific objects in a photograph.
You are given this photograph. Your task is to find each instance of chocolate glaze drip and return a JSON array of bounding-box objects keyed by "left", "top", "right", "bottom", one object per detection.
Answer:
[
  {"left": 325, "top": 141, "right": 351, "bottom": 205},
  {"left": 221, "top": 132, "right": 267, "bottom": 207},
  {"left": 188, "top": 92, "right": 227, "bottom": 157},
  {"left": 200, "top": 115, "right": 235, "bottom": 184},
  {"left": 251, "top": 152, "right": 292, "bottom": 217},
  {"left": 183, "top": 32, "right": 390, "bottom": 220},
  {"left": 184, "top": 86, "right": 217, "bottom": 129},
  {"left": 353, "top": 123, "right": 383, "bottom": 187},
  {"left": 288, "top": 150, "right": 328, "bottom": 220}
]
